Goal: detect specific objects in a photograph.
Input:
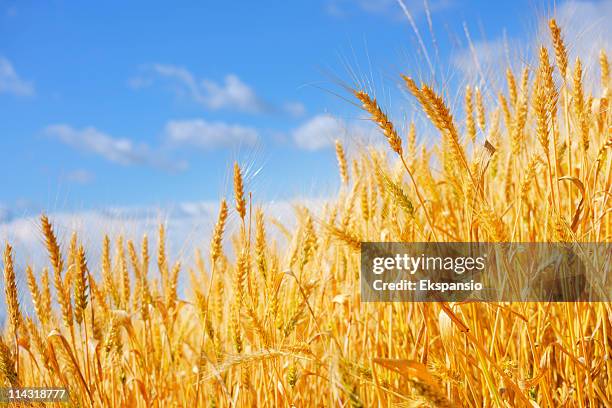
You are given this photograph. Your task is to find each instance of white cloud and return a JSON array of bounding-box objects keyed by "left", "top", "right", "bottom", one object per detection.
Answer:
[
  {"left": 132, "top": 64, "right": 307, "bottom": 117},
  {"left": 0, "top": 203, "right": 223, "bottom": 275},
  {"left": 134, "top": 64, "right": 267, "bottom": 113},
  {"left": 44, "top": 124, "right": 186, "bottom": 171},
  {"left": 164, "top": 119, "right": 259, "bottom": 149},
  {"left": 0, "top": 198, "right": 327, "bottom": 301},
  {"left": 199, "top": 73, "right": 265, "bottom": 112},
  {"left": 293, "top": 114, "right": 347, "bottom": 150},
  {"left": 292, "top": 114, "right": 378, "bottom": 151},
  {"left": 0, "top": 57, "right": 34, "bottom": 96},
  {"left": 46, "top": 124, "right": 148, "bottom": 165}
]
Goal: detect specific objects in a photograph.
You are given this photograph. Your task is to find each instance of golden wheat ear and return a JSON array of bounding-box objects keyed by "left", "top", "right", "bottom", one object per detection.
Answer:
[
  {"left": 3, "top": 244, "right": 21, "bottom": 339},
  {"left": 73, "top": 244, "right": 88, "bottom": 325},
  {"left": 41, "top": 214, "right": 64, "bottom": 275},
  {"left": 549, "top": 19, "right": 568, "bottom": 79},
  {"left": 27, "top": 265, "right": 49, "bottom": 327},
  {"left": 210, "top": 199, "right": 228, "bottom": 264},
  {"left": 353, "top": 89, "right": 403, "bottom": 156},
  {"left": 335, "top": 140, "right": 349, "bottom": 185},
  {"left": 233, "top": 162, "right": 247, "bottom": 221}
]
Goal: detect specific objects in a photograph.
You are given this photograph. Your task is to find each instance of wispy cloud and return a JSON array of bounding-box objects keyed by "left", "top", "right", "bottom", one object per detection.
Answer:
[
  {"left": 164, "top": 119, "right": 259, "bottom": 149},
  {"left": 0, "top": 57, "right": 34, "bottom": 96},
  {"left": 292, "top": 114, "right": 375, "bottom": 151},
  {"left": 131, "top": 65, "right": 265, "bottom": 113},
  {"left": 283, "top": 101, "right": 307, "bottom": 117},
  {"left": 293, "top": 114, "right": 346, "bottom": 150},
  {"left": 130, "top": 64, "right": 304, "bottom": 116},
  {"left": 44, "top": 124, "right": 187, "bottom": 171},
  {"left": 452, "top": 1, "right": 611, "bottom": 88}
]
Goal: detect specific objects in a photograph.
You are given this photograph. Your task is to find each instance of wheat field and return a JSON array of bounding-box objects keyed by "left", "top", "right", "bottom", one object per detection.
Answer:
[{"left": 1, "top": 20, "right": 611, "bottom": 407}]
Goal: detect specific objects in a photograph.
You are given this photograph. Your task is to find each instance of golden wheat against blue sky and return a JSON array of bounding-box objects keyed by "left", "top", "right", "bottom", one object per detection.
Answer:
[{"left": 0, "top": 0, "right": 610, "bottom": 218}]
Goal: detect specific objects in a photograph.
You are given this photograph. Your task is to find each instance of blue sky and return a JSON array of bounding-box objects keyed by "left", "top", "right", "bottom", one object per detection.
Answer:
[{"left": 0, "top": 0, "right": 610, "bottom": 217}]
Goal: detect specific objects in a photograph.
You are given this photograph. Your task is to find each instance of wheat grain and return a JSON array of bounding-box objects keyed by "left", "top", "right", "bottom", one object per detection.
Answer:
[
  {"left": 549, "top": 19, "right": 568, "bottom": 79},
  {"left": 335, "top": 139, "right": 350, "bottom": 185},
  {"left": 234, "top": 162, "right": 247, "bottom": 220},
  {"left": 465, "top": 85, "right": 477, "bottom": 143},
  {"left": 354, "top": 90, "right": 403, "bottom": 156},
  {"left": 3, "top": 245, "right": 21, "bottom": 340}
]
